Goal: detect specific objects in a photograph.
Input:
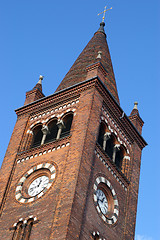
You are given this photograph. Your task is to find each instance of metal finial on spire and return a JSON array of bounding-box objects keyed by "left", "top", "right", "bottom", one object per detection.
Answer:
[
  {"left": 98, "top": 5, "right": 112, "bottom": 22},
  {"left": 38, "top": 75, "right": 44, "bottom": 84},
  {"left": 134, "top": 102, "right": 138, "bottom": 110}
]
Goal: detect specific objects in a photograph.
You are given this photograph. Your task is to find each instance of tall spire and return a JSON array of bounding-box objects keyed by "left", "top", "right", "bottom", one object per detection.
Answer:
[{"left": 56, "top": 22, "right": 119, "bottom": 103}]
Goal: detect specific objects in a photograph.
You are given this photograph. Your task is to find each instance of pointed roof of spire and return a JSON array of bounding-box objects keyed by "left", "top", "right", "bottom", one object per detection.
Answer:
[{"left": 56, "top": 22, "right": 119, "bottom": 103}]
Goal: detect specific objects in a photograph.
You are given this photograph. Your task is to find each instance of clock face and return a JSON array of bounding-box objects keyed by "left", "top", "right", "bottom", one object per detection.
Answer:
[
  {"left": 28, "top": 176, "right": 49, "bottom": 197},
  {"left": 93, "top": 177, "right": 119, "bottom": 224},
  {"left": 96, "top": 189, "right": 108, "bottom": 215}
]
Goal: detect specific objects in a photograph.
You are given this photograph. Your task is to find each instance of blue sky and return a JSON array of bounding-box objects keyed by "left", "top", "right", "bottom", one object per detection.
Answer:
[{"left": 0, "top": 1, "right": 159, "bottom": 239}]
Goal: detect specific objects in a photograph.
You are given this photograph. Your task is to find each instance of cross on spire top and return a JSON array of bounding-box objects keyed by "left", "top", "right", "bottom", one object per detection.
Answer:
[{"left": 98, "top": 5, "right": 112, "bottom": 22}]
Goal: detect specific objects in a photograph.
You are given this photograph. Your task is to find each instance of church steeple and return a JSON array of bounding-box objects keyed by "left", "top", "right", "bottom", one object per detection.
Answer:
[
  {"left": 0, "top": 13, "right": 146, "bottom": 240},
  {"left": 56, "top": 22, "right": 120, "bottom": 104}
]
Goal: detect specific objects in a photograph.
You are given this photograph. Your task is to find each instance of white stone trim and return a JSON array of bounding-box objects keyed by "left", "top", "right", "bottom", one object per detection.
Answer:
[
  {"left": 17, "top": 142, "right": 70, "bottom": 164},
  {"left": 30, "top": 98, "right": 79, "bottom": 121},
  {"left": 12, "top": 215, "right": 38, "bottom": 227}
]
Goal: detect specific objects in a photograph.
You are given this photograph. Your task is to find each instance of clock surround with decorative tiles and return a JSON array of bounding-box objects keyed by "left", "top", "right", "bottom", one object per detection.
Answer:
[{"left": 15, "top": 162, "right": 57, "bottom": 203}]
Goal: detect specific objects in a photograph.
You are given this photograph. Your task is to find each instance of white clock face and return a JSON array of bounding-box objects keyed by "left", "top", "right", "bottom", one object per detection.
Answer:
[
  {"left": 28, "top": 176, "right": 49, "bottom": 197},
  {"left": 96, "top": 189, "right": 108, "bottom": 215}
]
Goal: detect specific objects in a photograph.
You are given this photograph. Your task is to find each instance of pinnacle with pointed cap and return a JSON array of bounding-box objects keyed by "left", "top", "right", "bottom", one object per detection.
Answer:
[
  {"left": 56, "top": 22, "right": 120, "bottom": 103},
  {"left": 129, "top": 101, "right": 144, "bottom": 134},
  {"left": 130, "top": 101, "right": 139, "bottom": 116},
  {"left": 33, "top": 75, "right": 44, "bottom": 92},
  {"left": 24, "top": 75, "right": 45, "bottom": 105}
]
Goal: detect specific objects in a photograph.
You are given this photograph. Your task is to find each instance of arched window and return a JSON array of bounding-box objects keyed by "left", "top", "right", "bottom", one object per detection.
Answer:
[
  {"left": 105, "top": 134, "right": 116, "bottom": 159},
  {"left": 45, "top": 119, "right": 58, "bottom": 143},
  {"left": 29, "top": 114, "right": 73, "bottom": 149},
  {"left": 98, "top": 122, "right": 106, "bottom": 147},
  {"left": 97, "top": 122, "right": 116, "bottom": 160},
  {"left": 12, "top": 221, "right": 23, "bottom": 240},
  {"left": 92, "top": 231, "right": 102, "bottom": 240},
  {"left": 115, "top": 145, "right": 126, "bottom": 170},
  {"left": 31, "top": 125, "right": 43, "bottom": 148},
  {"left": 60, "top": 113, "right": 73, "bottom": 138},
  {"left": 24, "top": 219, "right": 33, "bottom": 240},
  {"left": 93, "top": 234, "right": 100, "bottom": 240},
  {"left": 12, "top": 219, "right": 34, "bottom": 240}
]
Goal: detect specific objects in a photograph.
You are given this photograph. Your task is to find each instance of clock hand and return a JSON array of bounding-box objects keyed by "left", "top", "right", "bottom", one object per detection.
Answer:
[
  {"left": 99, "top": 197, "right": 105, "bottom": 203},
  {"left": 37, "top": 178, "right": 42, "bottom": 187}
]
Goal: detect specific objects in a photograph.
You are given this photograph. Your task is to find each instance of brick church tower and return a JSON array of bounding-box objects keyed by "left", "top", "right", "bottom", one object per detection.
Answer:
[{"left": 0, "top": 21, "right": 146, "bottom": 240}]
